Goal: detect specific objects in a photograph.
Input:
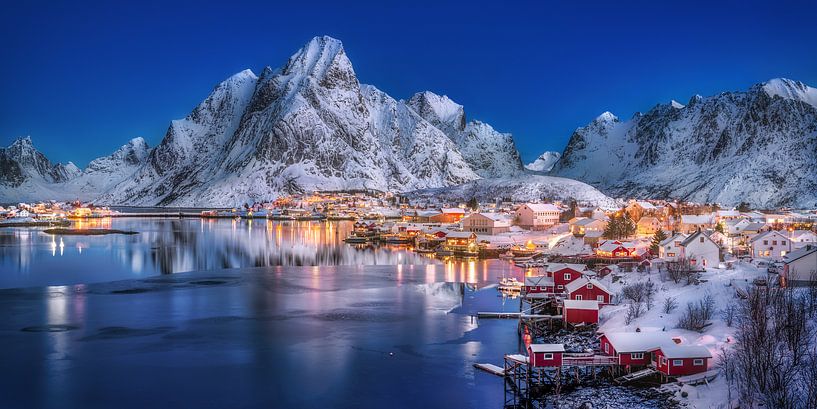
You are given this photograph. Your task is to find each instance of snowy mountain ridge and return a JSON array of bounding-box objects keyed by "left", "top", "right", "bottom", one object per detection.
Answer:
[
  {"left": 525, "top": 151, "right": 561, "bottom": 172},
  {"left": 551, "top": 77, "right": 817, "bottom": 208}
]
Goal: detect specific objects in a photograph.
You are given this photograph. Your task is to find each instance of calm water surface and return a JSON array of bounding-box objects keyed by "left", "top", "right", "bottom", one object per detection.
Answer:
[
  {"left": 0, "top": 218, "right": 479, "bottom": 289},
  {"left": 0, "top": 218, "right": 527, "bottom": 409}
]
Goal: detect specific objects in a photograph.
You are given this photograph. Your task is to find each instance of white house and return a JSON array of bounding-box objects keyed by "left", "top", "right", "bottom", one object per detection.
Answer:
[
  {"left": 723, "top": 218, "right": 751, "bottom": 236},
  {"left": 790, "top": 230, "right": 817, "bottom": 250},
  {"left": 679, "top": 231, "right": 721, "bottom": 268},
  {"left": 515, "top": 203, "right": 560, "bottom": 231},
  {"left": 679, "top": 215, "right": 714, "bottom": 234},
  {"left": 462, "top": 212, "right": 511, "bottom": 235},
  {"left": 659, "top": 233, "right": 688, "bottom": 260},
  {"left": 749, "top": 230, "right": 790, "bottom": 260},
  {"left": 783, "top": 245, "right": 817, "bottom": 286}
]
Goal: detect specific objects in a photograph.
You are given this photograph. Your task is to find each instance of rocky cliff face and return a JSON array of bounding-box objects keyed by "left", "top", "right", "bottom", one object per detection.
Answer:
[{"left": 551, "top": 79, "right": 817, "bottom": 208}]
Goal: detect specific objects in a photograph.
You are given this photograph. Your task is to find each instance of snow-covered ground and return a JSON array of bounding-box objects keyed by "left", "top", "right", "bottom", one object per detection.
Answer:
[{"left": 597, "top": 261, "right": 767, "bottom": 408}]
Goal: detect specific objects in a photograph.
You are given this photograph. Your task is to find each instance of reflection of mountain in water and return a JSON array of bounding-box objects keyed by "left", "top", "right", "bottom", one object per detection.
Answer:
[
  {"left": 122, "top": 219, "right": 437, "bottom": 274},
  {"left": 415, "top": 282, "right": 470, "bottom": 311}
]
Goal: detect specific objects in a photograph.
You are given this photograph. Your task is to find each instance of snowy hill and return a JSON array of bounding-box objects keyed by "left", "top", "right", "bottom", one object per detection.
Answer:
[
  {"left": 408, "top": 174, "right": 617, "bottom": 206},
  {"left": 96, "top": 36, "right": 527, "bottom": 206},
  {"left": 551, "top": 78, "right": 817, "bottom": 208},
  {"left": 525, "top": 151, "right": 561, "bottom": 172}
]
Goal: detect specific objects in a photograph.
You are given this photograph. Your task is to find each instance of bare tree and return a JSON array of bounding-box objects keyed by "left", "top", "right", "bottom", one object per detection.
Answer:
[
  {"left": 676, "top": 293, "right": 715, "bottom": 332},
  {"left": 721, "top": 301, "right": 738, "bottom": 327},
  {"left": 663, "top": 296, "right": 678, "bottom": 314},
  {"left": 645, "top": 280, "right": 657, "bottom": 311}
]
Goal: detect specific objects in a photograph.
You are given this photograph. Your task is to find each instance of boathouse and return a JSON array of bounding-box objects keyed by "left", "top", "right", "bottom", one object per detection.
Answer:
[
  {"left": 649, "top": 344, "right": 712, "bottom": 376},
  {"left": 527, "top": 344, "right": 564, "bottom": 367},
  {"left": 524, "top": 276, "right": 555, "bottom": 294},
  {"left": 545, "top": 263, "right": 588, "bottom": 291},
  {"left": 600, "top": 332, "right": 670, "bottom": 367},
  {"left": 562, "top": 299, "right": 599, "bottom": 324},
  {"left": 564, "top": 277, "right": 611, "bottom": 304}
]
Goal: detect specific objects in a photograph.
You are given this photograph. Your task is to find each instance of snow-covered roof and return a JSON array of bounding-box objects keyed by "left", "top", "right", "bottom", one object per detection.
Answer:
[
  {"left": 574, "top": 217, "right": 605, "bottom": 226},
  {"left": 634, "top": 201, "right": 656, "bottom": 210},
  {"left": 440, "top": 207, "right": 465, "bottom": 214},
  {"left": 563, "top": 299, "right": 599, "bottom": 310},
  {"left": 680, "top": 215, "right": 713, "bottom": 225},
  {"left": 659, "top": 233, "right": 688, "bottom": 247},
  {"left": 742, "top": 222, "right": 766, "bottom": 231},
  {"left": 564, "top": 277, "right": 609, "bottom": 295},
  {"left": 680, "top": 230, "right": 719, "bottom": 248},
  {"left": 521, "top": 203, "right": 560, "bottom": 212},
  {"left": 545, "top": 263, "right": 587, "bottom": 273},
  {"left": 654, "top": 344, "right": 712, "bottom": 359},
  {"left": 529, "top": 344, "right": 565, "bottom": 353},
  {"left": 603, "top": 331, "right": 672, "bottom": 353},
  {"left": 784, "top": 245, "right": 817, "bottom": 264},
  {"left": 445, "top": 231, "right": 475, "bottom": 239},
  {"left": 749, "top": 230, "right": 787, "bottom": 243},
  {"left": 525, "top": 276, "right": 554, "bottom": 287}
]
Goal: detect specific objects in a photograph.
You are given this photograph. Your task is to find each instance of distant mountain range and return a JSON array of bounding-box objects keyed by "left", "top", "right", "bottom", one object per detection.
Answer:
[
  {"left": 550, "top": 78, "right": 817, "bottom": 209},
  {"left": 2, "top": 36, "right": 815, "bottom": 209}
]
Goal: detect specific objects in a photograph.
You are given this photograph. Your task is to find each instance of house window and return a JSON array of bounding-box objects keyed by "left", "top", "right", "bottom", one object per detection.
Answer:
[
  {"left": 693, "top": 359, "right": 704, "bottom": 366},
  {"left": 597, "top": 295, "right": 605, "bottom": 302},
  {"left": 564, "top": 273, "right": 571, "bottom": 281},
  {"left": 660, "top": 357, "right": 667, "bottom": 366},
  {"left": 575, "top": 295, "right": 583, "bottom": 300},
  {"left": 631, "top": 353, "right": 644, "bottom": 360},
  {"left": 557, "top": 285, "right": 564, "bottom": 290},
  {"left": 763, "top": 240, "right": 768, "bottom": 245},
  {"left": 772, "top": 240, "right": 777, "bottom": 245},
  {"left": 586, "top": 283, "right": 593, "bottom": 289},
  {"left": 782, "top": 240, "right": 787, "bottom": 245},
  {"left": 673, "top": 359, "right": 684, "bottom": 366},
  {"left": 700, "top": 237, "right": 704, "bottom": 243},
  {"left": 667, "top": 252, "right": 675, "bottom": 257},
  {"left": 543, "top": 353, "right": 553, "bottom": 360}
]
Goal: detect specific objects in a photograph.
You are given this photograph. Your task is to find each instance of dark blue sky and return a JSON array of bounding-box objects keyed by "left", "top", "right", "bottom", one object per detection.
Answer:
[{"left": 2, "top": 0, "right": 816, "bottom": 167}]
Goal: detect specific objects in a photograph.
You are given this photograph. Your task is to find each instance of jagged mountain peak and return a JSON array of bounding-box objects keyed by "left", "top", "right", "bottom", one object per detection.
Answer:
[
  {"left": 670, "top": 100, "right": 685, "bottom": 109},
  {"left": 760, "top": 77, "right": 817, "bottom": 108},
  {"left": 594, "top": 111, "right": 618, "bottom": 123},
  {"left": 281, "top": 35, "right": 356, "bottom": 90}
]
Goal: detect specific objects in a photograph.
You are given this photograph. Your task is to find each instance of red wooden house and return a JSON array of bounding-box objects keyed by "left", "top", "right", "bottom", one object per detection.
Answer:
[
  {"left": 648, "top": 345, "right": 712, "bottom": 376},
  {"left": 595, "top": 240, "right": 637, "bottom": 258},
  {"left": 545, "top": 263, "right": 588, "bottom": 292},
  {"left": 599, "top": 332, "right": 671, "bottom": 368},
  {"left": 524, "top": 276, "right": 555, "bottom": 294},
  {"left": 562, "top": 299, "right": 599, "bottom": 324},
  {"left": 528, "top": 344, "right": 565, "bottom": 367},
  {"left": 564, "top": 277, "right": 612, "bottom": 304}
]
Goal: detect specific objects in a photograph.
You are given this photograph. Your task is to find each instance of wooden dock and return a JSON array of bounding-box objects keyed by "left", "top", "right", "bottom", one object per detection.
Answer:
[
  {"left": 473, "top": 363, "right": 506, "bottom": 376},
  {"left": 613, "top": 367, "right": 658, "bottom": 384},
  {"left": 476, "top": 312, "right": 521, "bottom": 319}
]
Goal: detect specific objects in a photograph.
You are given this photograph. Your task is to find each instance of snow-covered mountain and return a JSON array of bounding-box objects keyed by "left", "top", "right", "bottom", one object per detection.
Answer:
[
  {"left": 97, "top": 36, "right": 525, "bottom": 206},
  {"left": 551, "top": 78, "right": 817, "bottom": 209},
  {"left": 406, "top": 92, "right": 524, "bottom": 177},
  {"left": 0, "top": 136, "right": 152, "bottom": 202},
  {"left": 408, "top": 174, "right": 617, "bottom": 206},
  {"left": 62, "top": 137, "right": 152, "bottom": 196},
  {"left": 525, "top": 151, "right": 561, "bottom": 172}
]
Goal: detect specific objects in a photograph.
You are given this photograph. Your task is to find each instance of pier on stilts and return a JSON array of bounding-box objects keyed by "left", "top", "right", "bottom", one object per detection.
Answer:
[{"left": 496, "top": 351, "right": 619, "bottom": 409}]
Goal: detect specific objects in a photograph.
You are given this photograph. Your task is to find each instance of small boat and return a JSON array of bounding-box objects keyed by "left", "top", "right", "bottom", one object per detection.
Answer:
[
  {"left": 497, "top": 277, "right": 524, "bottom": 291},
  {"left": 435, "top": 249, "right": 454, "bottom": 257}
]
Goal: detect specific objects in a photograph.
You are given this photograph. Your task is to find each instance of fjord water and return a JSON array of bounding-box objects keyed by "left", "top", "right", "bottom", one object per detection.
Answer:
[
  {"left": 0, "top": 219, "right": 522, "bottom": 408},
  {"left": 0, "top": 218, "right": 457, "bottom": 289}
]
